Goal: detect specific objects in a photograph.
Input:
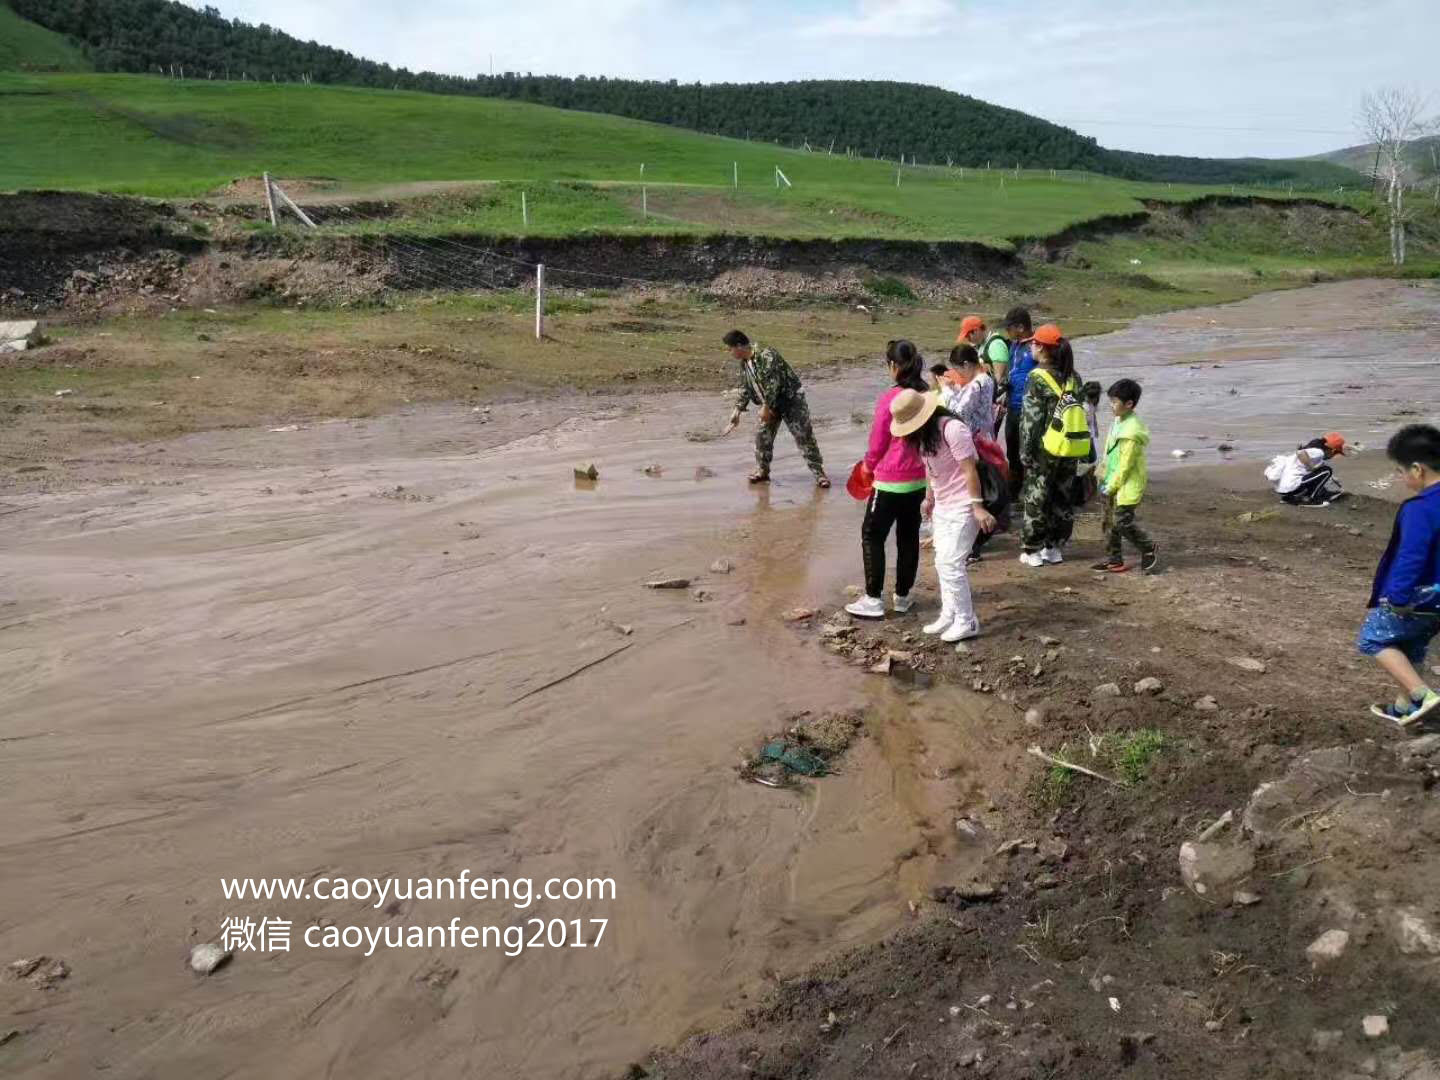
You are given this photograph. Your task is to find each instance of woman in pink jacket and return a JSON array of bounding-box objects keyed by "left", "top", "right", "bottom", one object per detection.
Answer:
[{"left": 846, "top": 340, "right": 931, "bottom": 619}]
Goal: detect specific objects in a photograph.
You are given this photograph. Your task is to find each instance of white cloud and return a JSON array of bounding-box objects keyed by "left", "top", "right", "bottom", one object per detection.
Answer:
[{"left": 797, "top": 0, "right": 961, "bottom": 38}]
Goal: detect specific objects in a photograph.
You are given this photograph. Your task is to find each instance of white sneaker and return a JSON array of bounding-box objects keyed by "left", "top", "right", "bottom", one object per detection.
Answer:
[
  {"left": 845, "top": 595, "right": 885, "bottom": 619},
  {"left": 1042, "top": 546, "right": 1064, "bottom": 565},
  {"left": 892, "top": 593, "right": 915, "bottom": 614},
  {"left": 941, "top": 618, "right": 979, "bottom": 643},
  {"left": 923, "top": 611, "right": 954, "bottom": 635},
  {"left": 1018, "top": 552, "right": 1045, "bottom": 568}
]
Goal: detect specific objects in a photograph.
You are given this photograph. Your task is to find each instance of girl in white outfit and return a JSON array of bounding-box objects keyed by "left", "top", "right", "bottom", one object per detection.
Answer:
[{"left": 887, "top": 389, "right": 997, "bottom": 644}]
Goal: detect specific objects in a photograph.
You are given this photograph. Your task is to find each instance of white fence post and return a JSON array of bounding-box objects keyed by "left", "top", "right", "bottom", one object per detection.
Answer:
[
  {"left": 271, "top": 180, "right": 316, "bottom": 228},
  {"left": 262, "top": 172, "right": 278, "bottom": 228},
  {"left": 733, "top": 161, "right": 738, "bottom": 189},
  {"left": 522, "top": 191, "right": 528, "bottom": 226},
  {"left": 642, "top": 186, "right": 648, "bottom": 218},
  {"left": 535, "top": 264, "right": 545, "bottom": 341}
]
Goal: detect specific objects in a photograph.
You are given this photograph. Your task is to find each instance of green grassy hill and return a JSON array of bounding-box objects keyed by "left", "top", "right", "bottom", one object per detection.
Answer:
[
  {"left": 0, "top": 71, "right": 1363, "bottom": 246},
  {"left": 0, "top": 3, "right": 89, "bottom": 71},
  {"left": 1311, "top": 137, "right": 1440, "bottom": 185},
  {"left": 10, "top": 0, "right": 1354, "bottom": 189}
]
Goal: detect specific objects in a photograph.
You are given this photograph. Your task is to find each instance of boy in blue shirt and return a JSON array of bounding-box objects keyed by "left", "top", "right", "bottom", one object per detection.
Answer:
[{"left": 1359, "top": 424, "right": 1440, "bottom": 726}]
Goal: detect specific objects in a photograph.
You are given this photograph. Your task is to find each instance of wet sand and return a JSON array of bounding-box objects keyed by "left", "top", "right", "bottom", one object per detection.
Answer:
[{"left": 0, "top": 278, "right": 1436, "bottom": 1078}]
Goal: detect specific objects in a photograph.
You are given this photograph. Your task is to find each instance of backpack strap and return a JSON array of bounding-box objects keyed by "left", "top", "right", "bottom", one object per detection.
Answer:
[{"left": 1033, "top": 368, "right": 1063, "bottom": 396}]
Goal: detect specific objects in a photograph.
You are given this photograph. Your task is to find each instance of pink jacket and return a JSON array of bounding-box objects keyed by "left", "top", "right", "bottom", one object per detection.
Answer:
[{"left": 864, "top": 386, "right": 927, "bottom": 485}]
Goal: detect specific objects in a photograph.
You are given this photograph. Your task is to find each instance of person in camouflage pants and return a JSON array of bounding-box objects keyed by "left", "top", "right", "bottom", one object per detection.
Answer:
[
  {"left": 1017, "top": 335, "right": 1081, "bottom": 561},
  {"left": 721, "top": 330, "right": 829, "bottom": 486}
]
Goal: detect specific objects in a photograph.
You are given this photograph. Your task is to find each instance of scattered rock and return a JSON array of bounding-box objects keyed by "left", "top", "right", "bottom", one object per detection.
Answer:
[
  {"left": 614, "top": 624, "right": 634, "bottom": 636},
  {"left": 971, "top": 679, "right": 994, "bottom": 693},
  {"left": 0, "top": 319, "right": 39, "bottom": 352},
  {"left": 1233, "top": 890, "right": 1262, "bottom": 906},
  {"left": 1134, "top": 677, "right": 1164, "bottom": 695},
  {"left": 844, "top": 585, "right": 864, "bottom": 600},
  {"left": 1387, "top": 907, "right": 1440, "bottom": 956},
  {"left": 196, "top": 332, "right": 211, "bottom": 342},
  {"left": 1227, "top": 657, "right": 1268, "bottom": 674},
  {"left": 1217, "top": 442, "right": 1235, "bottom": 452},
  {"left": 691, "top": 589, "right": 713, "bottom": 603},
  {"left": 1023, "top": 707, "right": 1046, "bottom": 729},
  {"left": 782, "top": 607, "right": 817, "bottom": 622},
  {"left": 819, "top": 616, "right": 854, "bottom": 640},
  {"left": 725, "top": 616, "right": 747, "bottom": 627},
  {"left": 645, "top": 578, "right": 691, "bottom": 590},
  {"left": 53, "top": 388, "right": 76, "bottom": 398},
  {"left": 1192, "top": 695, "right": 1220, "bottom": 712},
  {"left": 6, "top": 956, "right": 69, "bottom": 989},
  {"left": 869, "top": 656, "right": 893, "bottom": 675},
  {"left": 641, "top": 464, "right": 663, "bottom": 477},
  {"left": 1094, "top": 682, "right": 1123, "bottom": 698},
  {"left": 1362, "top": 1015, "right": 1389, "bottom": 1039},
  {"left": 1037, "top": 635, "right": 1060, "bottom": 647},
  {"left": 1178, "top": 840, "right": 1255, "bottom": 902},
  {"left": 693, "top": 466, "right": 717, "bottom": 480},
  {"left": 1171, "top": 449, "right": 1192, "bottom": 459},
  {"left": 1305, "top": 929, "right": 1351, "bottom": 966},
  {"left": 188, "top": 943, "right": 231, "bottom": 975},
  {"left": 952, "top": 880, "right": 1000, "bottom": 902},
  {"left": 709, "top": 558, "right": 734, "bottom": 574},
  {"left": 574, "top": 463, "right": 599, "bottom": 481}
]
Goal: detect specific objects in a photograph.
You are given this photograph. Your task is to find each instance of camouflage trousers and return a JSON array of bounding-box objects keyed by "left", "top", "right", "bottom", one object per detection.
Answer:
[
  {"left": 755, "top": 394, "right": 826, "bottom": 477},
  {"left": 1020, "top": 458, "right": 1077, "bottom": 552},
  {"left": 1103, "top": 499, "right": 1155, "bottom": 561}
]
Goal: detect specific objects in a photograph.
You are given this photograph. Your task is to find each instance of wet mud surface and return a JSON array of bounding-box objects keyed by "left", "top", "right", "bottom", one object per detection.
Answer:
[{"left": 1, "top": 279, "right": 1438, "bottom": 1078}]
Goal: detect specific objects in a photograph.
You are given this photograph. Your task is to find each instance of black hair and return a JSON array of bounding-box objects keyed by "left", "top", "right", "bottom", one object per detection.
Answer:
[
  {"left": 1387, "top": 424, "right": 1440, "bottom": 472},
  {"left": 722, "top": 329, "right": 749, "bottom": 348},
  {"left": 885, "top": 339, "right": 928, "bottom": 392},
  {"left": 1003, "top": 306, "right": 1032, "bottom": 333},
  {"left": 949, "top": 344, "right": 980, "bottom": 367},
  {"left": 1300, "top": 436, "right": 1334, "bottom": 460},
  {"left": 929, "top": 363, "right": 949, "bottom": 377},
  {"left": 904, "top": 407, "right": 957, "bottom": 457},
  {"left": 1040, "top": 338, "right": 1076, "bottom": 382},
  {"left": 1107, "top": 378, "right": 1142, "bottom": 406},
  {"left": 1084, "top": 380, "right": 1103, "bottom": 404}
]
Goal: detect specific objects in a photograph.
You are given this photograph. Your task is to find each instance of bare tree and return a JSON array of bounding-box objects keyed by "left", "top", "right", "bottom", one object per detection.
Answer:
[{"left": 1359, "top": 88, "right": 1430, "bottom": 265}]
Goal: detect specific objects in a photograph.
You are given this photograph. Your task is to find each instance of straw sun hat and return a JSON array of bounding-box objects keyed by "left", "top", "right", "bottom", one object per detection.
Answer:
[{"left": 889, "top": 388, "right": 938, "bottom": 437}]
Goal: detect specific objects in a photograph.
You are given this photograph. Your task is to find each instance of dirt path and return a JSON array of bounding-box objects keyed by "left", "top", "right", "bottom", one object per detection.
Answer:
[{"left": 1, "top": 280, "right": 1438, "bottom": 1078}]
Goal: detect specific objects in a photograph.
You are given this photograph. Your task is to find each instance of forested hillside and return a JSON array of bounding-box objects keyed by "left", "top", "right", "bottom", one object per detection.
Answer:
[{"left": 10, "top": 0, "right": 1355, "bottom": 188}]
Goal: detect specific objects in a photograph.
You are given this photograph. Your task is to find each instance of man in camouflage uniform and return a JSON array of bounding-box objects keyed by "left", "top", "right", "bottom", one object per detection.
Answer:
[{"left": 721, "top": 329, "right": 829, "bottom": 487}]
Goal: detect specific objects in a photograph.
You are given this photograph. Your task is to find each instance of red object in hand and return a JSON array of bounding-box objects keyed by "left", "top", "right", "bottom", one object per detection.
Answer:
[{"left": 846, "top": 460, "right": 874, "bottom": 501}]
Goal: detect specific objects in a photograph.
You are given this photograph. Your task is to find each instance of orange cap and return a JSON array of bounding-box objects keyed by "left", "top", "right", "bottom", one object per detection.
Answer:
[
  {"left": 1026, "top": 323, "right": 1063, "bottom": 347},
  {"left": 1323, "top": 432, "right": 1348, "bottom": 455},
  {"left": 956, "top": 315, "right": 986, "bottom": 341}
]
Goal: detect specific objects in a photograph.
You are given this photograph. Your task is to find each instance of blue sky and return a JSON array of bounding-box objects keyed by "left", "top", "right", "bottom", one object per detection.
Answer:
[{"left": 191, "top": 0, "right": 1438, "bottom": 158}]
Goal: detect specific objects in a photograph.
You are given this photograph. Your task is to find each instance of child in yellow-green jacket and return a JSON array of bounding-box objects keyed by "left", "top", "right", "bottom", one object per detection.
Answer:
[{"left": 1093, "top": 379, "right": 1159, "bottom": 575}]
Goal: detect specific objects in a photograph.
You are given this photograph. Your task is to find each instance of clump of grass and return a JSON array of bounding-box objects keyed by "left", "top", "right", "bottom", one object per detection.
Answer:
[
  {"left": 1110, "top": 729, "right": 1167, "bottom": 784},
  {"left": 863, "top": 275, "right": 917, "bottom": 301}
]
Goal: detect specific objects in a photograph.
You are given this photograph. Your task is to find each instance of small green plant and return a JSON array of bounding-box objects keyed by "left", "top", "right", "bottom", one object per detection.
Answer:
[
  {"left": 863, "top": 275, "right": 917, "bottom": 301},
  {"left": 1110, "top": 729, "right": 1167, "bottom": 784}
]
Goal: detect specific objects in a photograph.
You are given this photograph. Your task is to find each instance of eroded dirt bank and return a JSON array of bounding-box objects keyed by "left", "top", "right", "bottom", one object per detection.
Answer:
[
  {"left": 0, "top": 190, "right": 1382, "bottom": 316},
  {"left": 0, "top": 281, "right": 1437, "bottom": 1080}
]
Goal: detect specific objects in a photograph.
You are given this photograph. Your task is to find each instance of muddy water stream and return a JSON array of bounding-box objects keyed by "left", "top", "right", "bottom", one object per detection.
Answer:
[{"left": 0, "top": 279, "right": 1436, "bottom": 1079}]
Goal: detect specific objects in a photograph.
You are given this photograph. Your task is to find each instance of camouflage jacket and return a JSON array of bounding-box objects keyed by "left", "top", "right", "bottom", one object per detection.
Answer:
[
  {"left": 732, "top": 345, "right": 802, "bottom": 413},
  {"left": 1018, "top": 367, "right": 1083, "bottom": 469}
]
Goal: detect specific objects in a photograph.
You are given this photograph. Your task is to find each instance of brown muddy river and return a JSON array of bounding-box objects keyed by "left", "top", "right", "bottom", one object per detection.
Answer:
[{"left": 0, "top": 279, "right": 1436, "bottom": 1078}]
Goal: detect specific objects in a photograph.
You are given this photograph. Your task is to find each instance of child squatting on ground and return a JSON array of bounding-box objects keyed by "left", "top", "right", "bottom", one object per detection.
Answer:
[
  {"left": 1359, "top": 424, "right": 1440, "bottom": 727},
  {"left": 1093, "top": 378, "right": 1159, "bottom": 575}
]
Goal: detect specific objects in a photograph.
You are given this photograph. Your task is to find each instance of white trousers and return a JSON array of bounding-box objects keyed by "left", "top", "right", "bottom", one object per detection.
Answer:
[{"left": 932, "top": 506, "right": 979, "bottom": 627}]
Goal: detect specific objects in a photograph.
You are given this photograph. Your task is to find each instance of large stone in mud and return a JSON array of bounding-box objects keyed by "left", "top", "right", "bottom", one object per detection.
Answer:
[
  {"left": 1386, "top": 907, "right": 1440, "bottom": 957},
  {"left": 0, "top": 320, "right": 37, "bottom": 353},
  {"left": 1242, "top": 745, "right": 1412, "bottom": 845},
  {"left": 1178, "top": 841, "right": 1255, "bottom": 902}
]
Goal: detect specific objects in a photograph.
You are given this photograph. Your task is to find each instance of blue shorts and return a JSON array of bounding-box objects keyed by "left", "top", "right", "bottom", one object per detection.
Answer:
[{"left": 1356, "top": 606, "right": 1440, "bottom": 665}]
